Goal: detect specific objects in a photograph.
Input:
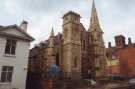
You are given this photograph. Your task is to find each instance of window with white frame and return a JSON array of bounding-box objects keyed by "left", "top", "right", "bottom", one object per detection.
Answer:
[
  {"left": 1, "top": 66, "right": 14, "bottom": 82},
  {"left": 5, "top": 39, "right": 17, "bottom": 55}
]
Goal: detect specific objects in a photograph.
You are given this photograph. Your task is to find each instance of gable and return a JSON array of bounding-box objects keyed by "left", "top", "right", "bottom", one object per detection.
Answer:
[
  {"left": 80, "top": 23, "right": 86, "bottom": 32},
  {"left": 0, "top": 27, "right": 34, "bottom": 41},
  {"left": 1, "top": 28, "right": 26, "bottom": 37}
]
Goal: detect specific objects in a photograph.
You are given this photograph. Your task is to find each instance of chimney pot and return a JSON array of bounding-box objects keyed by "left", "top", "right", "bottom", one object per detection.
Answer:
[
  {"left": 128, "top": 37, "right": 132, "bottom": 46},
  {"left": 108, "top": 42, "right": 111, "bottom": 48},
  {"left": 20, "top": 20, "right": 28, "bottom": 31}
]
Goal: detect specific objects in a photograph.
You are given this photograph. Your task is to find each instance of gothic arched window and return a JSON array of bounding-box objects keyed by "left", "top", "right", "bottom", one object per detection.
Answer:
[
  {"left": 83, "top": 40, "right": 85, "bottom": 51},
  {"left": 74, "top": 57, "right": 77, "bottom": 68},
  {"left": 56, "top": 53, "right": 59, "bottom": 66}
]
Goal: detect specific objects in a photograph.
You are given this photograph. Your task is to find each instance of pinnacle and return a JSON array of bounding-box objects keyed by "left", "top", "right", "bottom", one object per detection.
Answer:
[{"left": 50, "top": 27, "right": 54, "bottom": 37}]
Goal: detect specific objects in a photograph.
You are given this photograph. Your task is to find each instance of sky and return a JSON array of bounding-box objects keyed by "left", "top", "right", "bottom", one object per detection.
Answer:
[{"left": 0, "top": 0, "right": 135, "bottom": 47}]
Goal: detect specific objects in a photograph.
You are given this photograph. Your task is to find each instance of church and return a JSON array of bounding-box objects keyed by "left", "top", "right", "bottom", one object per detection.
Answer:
[{"left": 27, "top": 1, "right": 107, "bottom": 89}]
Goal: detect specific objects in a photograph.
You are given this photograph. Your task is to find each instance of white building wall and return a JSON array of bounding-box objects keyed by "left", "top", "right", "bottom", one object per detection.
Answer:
[{"left": 0, "top": 36, "right": 30, "bottom": 89}]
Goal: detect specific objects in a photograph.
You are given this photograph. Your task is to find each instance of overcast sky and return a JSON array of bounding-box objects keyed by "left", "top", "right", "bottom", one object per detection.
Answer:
[{"left": 0, "top": 0, "right": 135, "bottom": 47}]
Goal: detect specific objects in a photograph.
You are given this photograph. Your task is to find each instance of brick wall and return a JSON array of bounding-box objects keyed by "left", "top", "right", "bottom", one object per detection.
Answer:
[{"left": 117, "top": 47, "right": 135, "bottom": 78}]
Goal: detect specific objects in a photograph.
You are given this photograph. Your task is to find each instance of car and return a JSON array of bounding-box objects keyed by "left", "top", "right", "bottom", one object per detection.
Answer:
[
  {"left": 85, "top": 79, "right": 97, "bottom": 87},
  {"left": 129, "top": 78, "right": 135, "bottom": 85}
]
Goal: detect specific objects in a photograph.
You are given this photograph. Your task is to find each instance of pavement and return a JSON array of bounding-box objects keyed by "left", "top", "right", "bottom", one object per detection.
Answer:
[
  {"left": 78, "top": 80, "right": 135, "bottom": 89},
  {"left": 54, "top": 79, "right": 135, "bottom": 89}
]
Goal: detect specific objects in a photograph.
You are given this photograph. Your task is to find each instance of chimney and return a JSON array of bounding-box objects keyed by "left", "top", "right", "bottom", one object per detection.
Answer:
[
  {"left": 128, "top": 37, "right": 132, "bottom": 46},
  {"left": 20, "top": 20, "right": 28, "bottom": 31},
  {"left": 108, "top": 42, "right": 111, "bottom": 48},
  {"left": 115, "top": 35, "right": 125, "bottom": 48}
]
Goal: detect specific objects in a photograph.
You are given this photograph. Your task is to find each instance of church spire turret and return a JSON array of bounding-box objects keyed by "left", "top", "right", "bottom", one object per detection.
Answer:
[
  {"left": 49, "top": 27, "right": 55, "bottom": 48},
  {"left": 91, "top": 0, "right": 99, "bottom": 25},
  {"left": 47, "top": 28, "right": 55, "bottom": 65},
  {"left": 88, "top": 0, "right": 102, "bottom": 32},
  {"left": 88, "top": 0, "right": 107, "bottom": 79},
  {"left": 50, "top": 27, "right": 54, "bottom": 37}
]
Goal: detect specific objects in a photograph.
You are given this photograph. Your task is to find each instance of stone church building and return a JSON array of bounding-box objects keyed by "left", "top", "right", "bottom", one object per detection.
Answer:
[{"left": 27, "top": 1, "right": 107, "bottom": 89}]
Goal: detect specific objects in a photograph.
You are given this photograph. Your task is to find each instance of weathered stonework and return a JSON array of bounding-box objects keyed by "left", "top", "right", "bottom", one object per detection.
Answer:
[{"left": 27, "top": 1, "right": 107, "bottom": 89}]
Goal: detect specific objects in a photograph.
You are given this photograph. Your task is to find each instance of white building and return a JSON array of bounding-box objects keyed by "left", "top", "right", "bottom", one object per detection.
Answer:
[{"left": 0, "top": 21, "right": 34, "bottom": 89}]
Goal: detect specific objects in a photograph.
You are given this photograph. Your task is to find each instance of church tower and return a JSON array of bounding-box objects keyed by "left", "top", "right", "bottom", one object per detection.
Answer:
[
  {"left": 62, "top": 11, "right": 82, "bottom": 78},
  {"left": 47, "top": 28, "right": 56, "bottom": 66},
  {"left": 88, "top": 0, "right": 107, "bottom": 79}
]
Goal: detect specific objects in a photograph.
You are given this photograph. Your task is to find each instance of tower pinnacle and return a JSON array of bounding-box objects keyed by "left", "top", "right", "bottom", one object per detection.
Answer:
[
  {"left": 49, "top": 27, "right": 55, "bottom": 48},
  {"left": 50, "top": 27, "right": 54, "bottom": 37}
]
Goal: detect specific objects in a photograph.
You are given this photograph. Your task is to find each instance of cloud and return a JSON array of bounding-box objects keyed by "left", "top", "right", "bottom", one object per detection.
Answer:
[
  {"left": 0, "top": 0, "right": 135, "bottom": 47},
  {"left": 5, "top": 0, "right": 90, "bottom": 14}
]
